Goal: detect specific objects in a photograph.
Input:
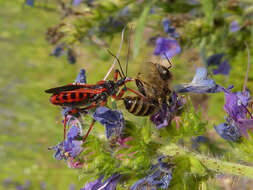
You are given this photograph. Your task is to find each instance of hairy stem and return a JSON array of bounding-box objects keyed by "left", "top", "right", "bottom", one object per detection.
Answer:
[{"left": 158, "top": 143, "right": 253, "bottom": 179}]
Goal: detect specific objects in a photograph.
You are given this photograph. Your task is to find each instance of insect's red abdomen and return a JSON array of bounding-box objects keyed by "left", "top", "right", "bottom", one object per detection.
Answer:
[{"left": 50, "top": 91, "right": 88, "bottom": 106}]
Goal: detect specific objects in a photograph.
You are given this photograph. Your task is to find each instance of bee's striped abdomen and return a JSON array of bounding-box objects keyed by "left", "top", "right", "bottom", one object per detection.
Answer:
[{"left": 123, "top": 96, "right": 159, "bottom": 116}]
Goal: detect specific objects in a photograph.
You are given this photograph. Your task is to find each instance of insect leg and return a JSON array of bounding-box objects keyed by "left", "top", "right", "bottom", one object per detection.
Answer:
[
  {"left": 83, "top": 119, "right": 96, "bottom": 142},
  {"left": 114, "top": 69, "right": 124, "bottom": 82}
]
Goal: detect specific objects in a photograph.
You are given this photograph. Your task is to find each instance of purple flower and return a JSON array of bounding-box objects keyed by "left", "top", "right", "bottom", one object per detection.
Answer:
[
  {"left": 212, "top": 59, "right": 231, "bottom": 76},
  {"left": 222, "top": 88, "right": 250, "bottom": 122},
  {"left": 40, "top": 181, "right": 46, "bottom": 190},
  {"left": 214, "top": 117, "right": 241, "bottom": 142},
  {"left": 153, "top": 37, "right": 181, "bottom": 59},
  {"left": 75, "top": 69, "right": 86, "bottom": 84},
  {"left": 48, "top": 142, "right": 66, "bottom": 160},
  {"left": 175, "top": 67, "right": 222, "bottom": 93},
  {"left": 72, "top": 0, "right": 82, "bottom": 6},
  {"left": 93, "top": 107, "right": 125, "bottom": 139},
  {"left": 69, "top": 183, "right": 76, "bottom": 190},
  {"left": 131, "top": 157, "right": 173, "bottom": 190},
  {"left": 230, "top": 21, "right": 240, "bottom": 33},
  {"left": 49, "top": 125, "right": 82, "bottom": 159},
  {"left": 67, "top": 48, "right": 76, "bottom": 64},
  {"left": 26, "top": 0, "right": 34, "bottom": 6},
  {"left": 237, "top": 118, "right": 253, "bottom": 138},
  {"left": 64, "top": 126, "right": 82, "bottom": 157},
  {"left": 150, "top": 92, "right": 185, "bottom": 129},
  {"left": 81, "top": 174, "right": 120, "bottom": 190},
  {"left": 50, "top": 43, "right": 65, "bottom": 57},
  {"left": 162, "top": 19, "right": 179, "bottom": 38},
  {"left": 207, "top": 53, "right": 225, "bottom": 66}
]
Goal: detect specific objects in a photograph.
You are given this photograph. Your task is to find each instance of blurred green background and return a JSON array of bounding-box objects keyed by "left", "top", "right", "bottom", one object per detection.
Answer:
[{"left": 1, "top": 0, "right": 253, "bottom": 189}]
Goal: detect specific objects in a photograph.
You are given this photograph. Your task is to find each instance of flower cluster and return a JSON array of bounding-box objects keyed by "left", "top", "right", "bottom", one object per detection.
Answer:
[{"left": 50, "top": 43, "right": 76, "bottom": 64}]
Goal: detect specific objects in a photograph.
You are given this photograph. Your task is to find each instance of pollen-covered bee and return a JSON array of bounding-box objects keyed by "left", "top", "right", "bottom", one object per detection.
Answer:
[{"left": 123, "top": 59, "right": 173, "bottom": 116}]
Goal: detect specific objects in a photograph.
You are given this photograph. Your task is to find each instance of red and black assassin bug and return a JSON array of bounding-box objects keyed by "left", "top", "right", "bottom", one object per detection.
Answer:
[{"left": 45, "top": 50, "right": 143, "bottom": 141}]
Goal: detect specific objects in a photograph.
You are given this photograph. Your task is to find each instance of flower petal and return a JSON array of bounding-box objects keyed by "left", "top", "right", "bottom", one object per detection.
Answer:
[
  {"left": 153, "top": 37, "right": 181, "bottom": 59},
  {"left": 93, "top": 107, "right": 125, "bottom": 139},
  {"left": 175, "top": 67, "right": 222, "bottom": 93}
]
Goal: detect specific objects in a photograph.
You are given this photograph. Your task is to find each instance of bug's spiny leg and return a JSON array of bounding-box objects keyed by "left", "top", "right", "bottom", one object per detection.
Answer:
[{"left": 83, "top": 119, "right": 96, "bottom": 142}]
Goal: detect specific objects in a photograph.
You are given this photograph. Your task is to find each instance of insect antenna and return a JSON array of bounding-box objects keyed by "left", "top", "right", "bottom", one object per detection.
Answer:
[
  {"left": 163, "top": 53, "right": 172, "bottom": 69},
  {"left": 126, "top": 27, "right": 132, "bottom": 77},
  {"left": 107, "top": 49, "right": 126, "bottom": 78}
]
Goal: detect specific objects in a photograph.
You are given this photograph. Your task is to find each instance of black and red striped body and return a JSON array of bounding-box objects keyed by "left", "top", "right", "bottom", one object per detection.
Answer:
[{"left": 50, "top": 91, "right": 95, "bottom": 106}]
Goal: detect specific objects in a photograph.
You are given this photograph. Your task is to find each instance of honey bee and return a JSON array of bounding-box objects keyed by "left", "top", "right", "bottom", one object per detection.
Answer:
[{"left": 123, "top": 59, "right": 173, "bottom": 116}]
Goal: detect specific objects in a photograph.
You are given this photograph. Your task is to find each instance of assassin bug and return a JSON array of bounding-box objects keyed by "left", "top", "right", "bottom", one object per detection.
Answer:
[{"left": 45, "top": 50, "right": 144, "bottom": 141}]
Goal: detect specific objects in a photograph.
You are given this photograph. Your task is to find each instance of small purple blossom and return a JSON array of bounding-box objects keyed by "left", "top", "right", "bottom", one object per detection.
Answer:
[
  {"left": 214, "top": 117, "right": 241, "bottom": 142},
  {"left": 50, "top": 43, "right": 65, "bottom": 57},
  {"left": 207, "top": 53, "right": 225, "bottom": 66},
  {"left": 153, "top": 37, "right": 181, "bottom": 59},
  {"left": 212, "top": 59, "right": 231, "bottom": 76},
  {"left": 175, "top": 67, "right": 222, "bottom": 93},
  {"left": 222, "top": 88, "right": 250, "bottom": 122},
  {"left": 93, "top": 107, "right": 125, "bottom": 139},
  {"left": 69, "top": 183, "right": 76, "bottom": 190},
  {"left": 81, "top": 174, "right": 120, "bottom": 190},
  {"left": 48, "top": 142, "right": 66, "bottom": 160},
  {"left": 75, "top": 69, "right": 86, "bottom": 84},
  {"left": 67, "top": 48, "right": 76, "bottom": 64},
  {"left": 64, "top": 126, "right": 83, "bottom": 157},
  {"left": 72, "top": 0, "right": 82, "bottom": 6},
  {"left": 150, "top": 92, "right": 185, "bottom": 129},
  {"left": 162, "top": 19, "right": 179, "bottom": 38},
  {"left": 26, "top": 0, "right": 34, "bottom": 6},
  {"left": 230, "top": 21, "right": 240, "bottom": 33}
]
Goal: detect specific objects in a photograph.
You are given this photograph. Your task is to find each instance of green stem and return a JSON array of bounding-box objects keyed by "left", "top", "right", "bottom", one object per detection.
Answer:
[{"left": 158, "top": 143, "right": 253, "bottom": 178}]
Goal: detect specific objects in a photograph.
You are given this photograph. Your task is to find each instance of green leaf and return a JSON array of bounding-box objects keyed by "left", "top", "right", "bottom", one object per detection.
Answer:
[{"left": 133, "top": 1, "right": 153, "bottom": 58}]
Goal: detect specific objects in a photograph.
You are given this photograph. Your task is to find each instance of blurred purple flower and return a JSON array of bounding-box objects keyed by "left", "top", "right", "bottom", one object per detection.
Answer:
[
  {"left": 26, "top": 0, "right": 34, "bottom": 6},
  {"left": 69, "top": 183, "right": 76, "bottom": 190},
  {"left": 150, "top": 92, "right": 185, "bottom": 129},
  {"left": 81, "top": 174, "right": 120, "bottom": 190},
  {"left": 230, "top": 21, "right": 240, "bottom": 33},
  {"left": 214, "top": 117, "right": 241, "bottom": 142},
  {"left": 50, "top": 43, "right": 65, "bottom": 57},
  {"left": 175, "top": 67, "right": 222, "bottom": 93},
  {"left": 93, "top": 107, "right": 125, "bottom": 139},
  {"left": 207, "top": 53, "right": 225, "bottom": 66},
  {"left": 162, "top": 19, "right": 179, "bottom": 38},
  {"left": 212, "top": 60, "right": 231, "bottom": 76},
  {"left": 131, "top": 157, "right": 173, "bottom": 190},
  {"left": 72, "top": 0, "right": 82, "bottom": 6},
  {"left": 40, "top": 181, "right": 46, "bottom": 190},
  {"left": 67, "top": 48, "right": 76, "bottom": 64},
  {"left": 153, "top": 37, "right": 181, "bottom": 59}
]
